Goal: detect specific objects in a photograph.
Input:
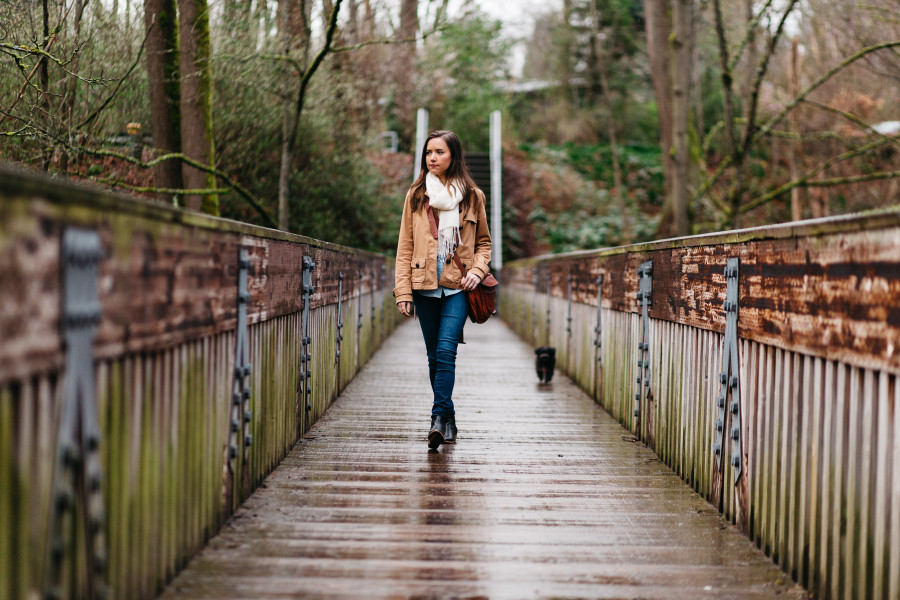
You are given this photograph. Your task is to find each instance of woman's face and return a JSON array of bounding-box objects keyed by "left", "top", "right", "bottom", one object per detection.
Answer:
[{"left": 426, "top": 137, "right": 452, "bottom": 181}]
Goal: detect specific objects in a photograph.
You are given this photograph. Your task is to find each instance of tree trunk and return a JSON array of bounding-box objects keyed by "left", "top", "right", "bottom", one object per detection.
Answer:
[
  {"left": 561, "top": 0, "right": 576, "bottom": 106},
  {"left": 394, "top": 0, "right": 418, "bottom": 149},
  {"left": 586, "top": 0, "right": 601, "bottom": 103},
  {"left": 432, "top": 0, "right": 449, "bottom": 30},
  {"left": 40, "top": 0, "right": 52, "bottom": 171},
  {"left": 711, "top": 0, "right": 741, "bottom": 228},
  {"left": 643, "top": 0, "right": 676, "bottom": 231},
  {"left": 601, "top": 68, "right": 629, "bottom": 242},
  {"left": 590, "top": 0, "right": 629, "bottom": 241},
  {"left": 63, "top": 0, "right": 88, "bottom": 127},
  {"left": 55, "top": 0, "right": 87, "bottom": 174},
  {"left": 278, "top": 108, "right": 292, "bottom": 230},
  {"left": 739, "top": 0, "right": 758, "bottom": 125},
  {"left": 363, "top": 0, "right": 374, "bottom": 38},
  {"left": 145, "top": 0, "right": 183, "bottom": 195},
  {"left": 178, "top": 0, "right": 217, "bottom": 215},
  {"left": 347, "top": 0, "right": 359, "bottom": 43},
  {"left": 669, "top": 0, "right": 692, "bottom": 236},
  {"left": 323, "top": 0, "right": 334, "bottom": 32},
  {"left": 277, "top": 0, "right": 312, "bottom": 230},
  {"left": 789, "top": 38, "right": 804, "bottom": 221},
  {"left": 692, "top": 12, "right": 704, "bottom": 148},
  {"left": 254, "top": 0, "right": 272, "bottom": 44}
]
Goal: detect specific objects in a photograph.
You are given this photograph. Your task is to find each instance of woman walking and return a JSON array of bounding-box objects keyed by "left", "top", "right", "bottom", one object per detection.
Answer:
[{"left": 394, "top": 130, "right": 493, "bottom": 450}]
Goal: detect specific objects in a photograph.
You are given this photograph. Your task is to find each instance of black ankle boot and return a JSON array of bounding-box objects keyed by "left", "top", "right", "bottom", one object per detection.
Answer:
[
  {"left": 428, "top": 415, "right": 445, "bottom": 449},
  {"left": 442, "top": 416, "right": 457, "bottom": 444}
]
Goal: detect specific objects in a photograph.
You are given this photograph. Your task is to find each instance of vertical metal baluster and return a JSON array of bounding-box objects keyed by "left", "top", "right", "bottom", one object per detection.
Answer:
[
  {"left": 370, "top": 263, "right": 376, "bottom": 333},
  {"left": 545, "top": 275, "right": 552, "bottom": 347},
  {"left": 380, "top": 264, "right": 386, "bottom": 341},
  {"left": 635, "top": 260, "right": 652, "bottom": 431},
  {"left": 301, "top": 256, "right": 315, "bottom": 413},
  {"left": 336, "top": 272, "right": 344, "bottom": 362},
  {"left": 48, "top": 228, "right": 107, "bottom": 600},
  {"left": 229, "top": 248, "right": 253, "bottom": 472},
  {"left": 531, "top": 268, "right": 538, "bottom": 345},
  {"left": 566, "top": 272, "right": 573, "bottom": 372},
  {"left": 714, "top": 258, "right": 743, "bottom": 481},
  {"left": 356, "top": 265, "right": 363, "bottom": 366},
  {"left": 595, "top": 275, "right": 604, "bottom": 366}
]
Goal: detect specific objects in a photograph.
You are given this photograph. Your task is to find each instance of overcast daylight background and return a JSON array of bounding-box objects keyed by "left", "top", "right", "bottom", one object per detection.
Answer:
[
  {"left": 474, "top": 0, "right": 549, "bottom": 76},
  {"left": 97, "top": 0, "right": 549, "bottom": 77}
]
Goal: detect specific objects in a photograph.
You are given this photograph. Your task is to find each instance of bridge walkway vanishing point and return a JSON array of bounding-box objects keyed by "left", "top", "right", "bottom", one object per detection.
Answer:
[{"left": 158, "top": 317, "right": 806, "bottom": 600}]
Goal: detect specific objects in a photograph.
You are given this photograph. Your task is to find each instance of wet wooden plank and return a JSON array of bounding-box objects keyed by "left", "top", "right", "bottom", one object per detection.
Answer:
[{"left": 159, "top": 319, "right": 807, "bottom": 600}]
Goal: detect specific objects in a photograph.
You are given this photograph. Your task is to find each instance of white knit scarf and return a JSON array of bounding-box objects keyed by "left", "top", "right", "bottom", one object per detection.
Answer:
[{"left": 425, "top": 172, "right": 463, "bottom": 257}]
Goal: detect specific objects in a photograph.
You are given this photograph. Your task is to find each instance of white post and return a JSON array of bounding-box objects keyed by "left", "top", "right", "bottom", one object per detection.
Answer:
[
  {"left": 413, "top": 108, "right": 429, "bottom": 182},
  {"left": 490, "top": 110, "right": 503, "bottom": 270}
]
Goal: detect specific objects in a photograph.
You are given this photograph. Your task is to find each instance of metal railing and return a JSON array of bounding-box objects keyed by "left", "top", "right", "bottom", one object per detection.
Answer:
[
  {"left": 0, "top": 166, "right": 401, "bottom": 600},
  {"left": 500, "top": 209, "right": 900, "bottom": 600}
]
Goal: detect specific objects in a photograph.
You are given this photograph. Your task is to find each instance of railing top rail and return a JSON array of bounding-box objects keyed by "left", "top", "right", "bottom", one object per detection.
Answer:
[
  {"left": 0, "top": 165, "right": 394, "bottom": 383},
  {"left": 513, "top": 205, "right": 900, "bottom": 265},
  {"left": 501, "top": 204, "right": 900, "bottom": 376},
  {"left": 0, "top": 164, "right": 389, "bottom": 258}
]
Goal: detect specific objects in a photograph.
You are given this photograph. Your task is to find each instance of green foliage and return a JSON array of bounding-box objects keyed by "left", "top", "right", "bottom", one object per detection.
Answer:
[
  {"left": 517, "top": 142, "right": 663, "bottom": 253},
  {"left": 559, "top": 141, "right": 664, "bottom": 202},
  {"left": 216, "top": 90, "right": 401, "bottom": 252},
  {"left": 289, "top": 141, "right": 400, "bottom": 251},
  {"left": 570, "top": 0, "right": 644, "bottom": 62},
  {"left": 512, "top": 0, "right": 655, "bottom": 147},
  {"left": 418, "top": 8, "right": 512, "bottom": 151}
]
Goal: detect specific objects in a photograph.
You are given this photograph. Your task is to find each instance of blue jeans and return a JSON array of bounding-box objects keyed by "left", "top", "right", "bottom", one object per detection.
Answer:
[{"left": 412, "top": 291, "right": 467, "bottom": 418}]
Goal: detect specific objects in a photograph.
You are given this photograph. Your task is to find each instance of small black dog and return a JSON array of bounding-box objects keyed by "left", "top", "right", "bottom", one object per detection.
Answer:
[{"left": 535, "top": 346, "right": 556, "bottom": 383}]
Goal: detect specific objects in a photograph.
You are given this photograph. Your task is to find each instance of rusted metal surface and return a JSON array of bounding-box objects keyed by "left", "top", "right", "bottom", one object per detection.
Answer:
[
  {"left": 0, "top": 167, "right": 401, "bottom": 600},
  {"left": 0, "top": 167, "right": 389, "bottom": 383},
  {"left": 159, "top": 319, "right": 806, "bottom": 600},
  {"left": 505, "top": 210, "right": 900, "bottom": 374},
  {"left": 500, "top": 209, "right": 900, "bottom": 600}
]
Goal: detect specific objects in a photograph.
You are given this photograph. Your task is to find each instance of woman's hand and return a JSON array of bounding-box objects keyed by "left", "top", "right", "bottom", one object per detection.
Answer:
[
  {"left": 397, "top": 301, "right": 412, "bottom": 317},
  {"left": 461, "top": 272, "right": 482, "bottom": 291}
]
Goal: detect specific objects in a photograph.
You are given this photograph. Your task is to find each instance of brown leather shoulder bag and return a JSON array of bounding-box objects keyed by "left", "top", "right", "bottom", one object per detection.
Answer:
[{"left": 450, "top": 252, "right": 498, "bottom": 324}]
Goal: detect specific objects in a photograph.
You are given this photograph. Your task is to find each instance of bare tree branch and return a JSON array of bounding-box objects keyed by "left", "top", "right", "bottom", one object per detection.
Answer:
[
  {"left": 0, "top": 41, "right": 113, "bottom": 86},
  {"left": 77, "top": 25, "right": 150, "bottom": 129},
  {"left": 3, "top": 34, "right": 57, "bottom": 119},
  {"left": 742, "top": 132, "right": 900, "bottom": 213},
  {"left": 740, "top": 0, "right": 800, "bottom": 150},
  {"left": 802, "top": 171, "right": 900, "bottom": 187},
  {"left": 81, "top": 147, "right": 278, "bottom": 228},
  {"left": 727, "top": 0, "right": 776, "bottom": 72},
  {"left": 330, "top": 25, "right": 448, "bottom": 54},
  {"left": 90, "top": 178, "right": 231, "bottom": 197},
  {"left": 695, "top": 40, "right": 900, "bottom": 208},
  {"left": 755, "top": 40, "right": 900, "bottom": 144},
  {"left": 801, "top": 98, "right": 900, "bottom": 148},
  {"left": 289, "top": 0, "right": 343, "bottom": 151},
  {"left": 711, "top": 0, "right": 737, "bottom": 160}
]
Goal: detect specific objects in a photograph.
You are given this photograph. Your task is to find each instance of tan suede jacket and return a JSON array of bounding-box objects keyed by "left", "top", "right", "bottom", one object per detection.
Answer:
[{"left": 393, "top": 187, "right": 492, "bottom": 304}]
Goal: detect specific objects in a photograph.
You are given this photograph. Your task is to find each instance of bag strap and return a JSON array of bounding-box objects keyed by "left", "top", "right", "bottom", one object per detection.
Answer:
[
  {"left": 428, "top": 203, "right": 469, "bottom": 278},
  {"left": 426, "top": 203, "right": 439, "bottom": 240},
  {"left": 450, "top": 250, "right": 467, "bottom": 278}
]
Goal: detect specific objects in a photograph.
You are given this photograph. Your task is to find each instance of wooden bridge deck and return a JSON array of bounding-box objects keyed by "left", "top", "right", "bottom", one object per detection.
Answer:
[{"left": 158, "top": 318, "right": 807, "bottom": 600}]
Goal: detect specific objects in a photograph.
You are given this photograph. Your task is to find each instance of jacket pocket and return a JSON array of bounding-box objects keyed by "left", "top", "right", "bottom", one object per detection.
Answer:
[{"left": 411, "top": 256, "right": 427, "bottom": 283}]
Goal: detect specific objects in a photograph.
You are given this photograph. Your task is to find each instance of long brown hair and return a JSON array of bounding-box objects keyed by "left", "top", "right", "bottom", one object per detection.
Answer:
[{"left": 408, "top": 130, "right": 478, "bottom": 213}]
